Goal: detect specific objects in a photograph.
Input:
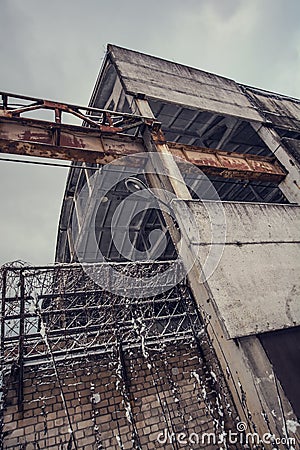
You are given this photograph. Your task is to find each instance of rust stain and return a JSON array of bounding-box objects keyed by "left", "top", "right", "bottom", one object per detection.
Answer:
[
  {"left": 21, "top": 130, "right": 52, "bottom": 144},
  {"left": 151, "top": 128, "right": 167, "bottom": 145},
  {"left": 60, "top": 133, "right": 87, "bottom": 149}
]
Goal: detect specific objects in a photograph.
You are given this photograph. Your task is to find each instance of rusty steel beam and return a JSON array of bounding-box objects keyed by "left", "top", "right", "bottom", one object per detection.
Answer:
[
  {"left": 0, "top": 116, "right": 286, "bottom": 182},
  {"left": 168, "top": 141, "right": 286, "bottom": 182},
  {"left": 0, "top": 116, "right": 145, "bottom": 165}
]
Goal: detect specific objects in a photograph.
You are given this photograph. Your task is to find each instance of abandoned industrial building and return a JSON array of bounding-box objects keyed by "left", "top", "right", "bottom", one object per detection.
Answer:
[{"left": 0, "top": 44, "right": 300, "bottom": 449}]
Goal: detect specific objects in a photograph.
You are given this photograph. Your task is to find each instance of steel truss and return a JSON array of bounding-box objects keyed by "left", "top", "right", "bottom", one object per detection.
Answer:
[{"left": 0, "top": 261, "right": 202, "bottom": 367}]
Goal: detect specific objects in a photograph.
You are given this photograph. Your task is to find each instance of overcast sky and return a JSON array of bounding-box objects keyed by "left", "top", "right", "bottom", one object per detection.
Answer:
[{"left": 0, "top": 0, "right": 299, "bottom": 266}]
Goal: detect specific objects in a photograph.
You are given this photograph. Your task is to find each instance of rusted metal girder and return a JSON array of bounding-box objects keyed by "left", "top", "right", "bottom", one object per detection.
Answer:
[
  {"left": 166, "top": 142, "right": 286, "bottom": 182},
  {"left": 0, "top": 116, "right": 145, "bottom": 165},
  {"left": 0, "top": 115, "right": 286, "bottom": 182},
  {"left": 0, "top": 90, "right": 152, "bottom": 133}
]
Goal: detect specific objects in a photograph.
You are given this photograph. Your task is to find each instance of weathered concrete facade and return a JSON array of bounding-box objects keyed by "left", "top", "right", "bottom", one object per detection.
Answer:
[{"left": 188, "top": 201, "right": 300, "bottom": 337}]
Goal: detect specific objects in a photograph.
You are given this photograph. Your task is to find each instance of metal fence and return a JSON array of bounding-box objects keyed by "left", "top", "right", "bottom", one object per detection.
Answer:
[{"left": 1, "top": 261, "right": 202, "bottom": 367}]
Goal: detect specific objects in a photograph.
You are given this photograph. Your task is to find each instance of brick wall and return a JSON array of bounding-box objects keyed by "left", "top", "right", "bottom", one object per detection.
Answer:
[{"left": 1, "top": 338, "right": 238, "bottom": 450}]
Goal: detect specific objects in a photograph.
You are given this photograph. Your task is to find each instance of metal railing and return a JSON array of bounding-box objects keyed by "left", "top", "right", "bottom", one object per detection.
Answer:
[
  {"left": 0, "top": 91, "right": 154, "bottom": 133},
  {"left": 0, "top": 261, "right": 202, "bottom": 366}
]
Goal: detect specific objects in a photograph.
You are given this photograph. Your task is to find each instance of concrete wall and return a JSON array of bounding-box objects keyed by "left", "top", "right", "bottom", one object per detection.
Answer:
[{"left": 188, "top": 201, "right": 300, "bottom": 338}]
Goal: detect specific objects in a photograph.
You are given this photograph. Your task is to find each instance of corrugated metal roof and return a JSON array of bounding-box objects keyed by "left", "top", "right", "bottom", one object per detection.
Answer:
[{"left": 108, "top": 44, "right": 263, "bottom": 122}]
